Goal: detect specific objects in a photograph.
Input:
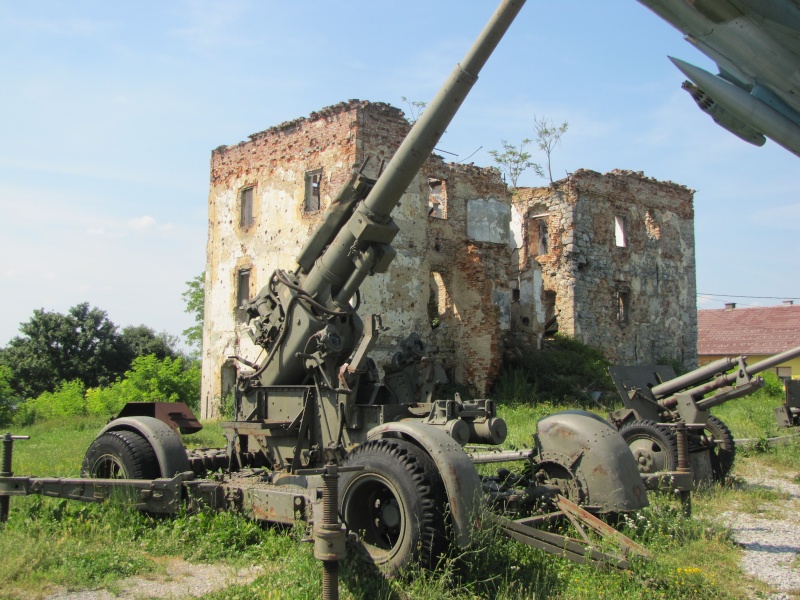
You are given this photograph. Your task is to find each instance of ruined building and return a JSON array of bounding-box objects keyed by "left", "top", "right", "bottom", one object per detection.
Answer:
[{"left": 200, "top": 100, "right": 697, "bottom": 419}]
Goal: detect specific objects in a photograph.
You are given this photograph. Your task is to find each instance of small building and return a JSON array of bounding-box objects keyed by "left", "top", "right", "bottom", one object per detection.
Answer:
[
  {"left": 698, "top": 302, "right": 800, "bottom": 378},
  {"left": 200, "top": 100, "right": 698, "bottom": 419}
]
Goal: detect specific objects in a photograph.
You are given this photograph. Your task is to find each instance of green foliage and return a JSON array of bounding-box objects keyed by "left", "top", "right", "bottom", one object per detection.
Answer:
[
  {"left": 86, "top": 355, "right": 201, "bottom": 416},
  {"left": 489, "top": 115, "right": 569, "bottom": 187},
  {"left": 0, "top": 303, "right": 183, "bottom": 403},
  {"left": 488, "top": 138, "right": 537, "bottom": 188},
  {"left": 401, "top": 96, "right": 427, "bottom": 124},
  {"left": 119, "top": 324, "right": 181, "bottom": 363},
  {"left": 531, "top": 115, "right": 569, "bottom": 185},
  {"left": 15, "top": 380, "right": 87, "bottom": 426},
  {"left": 0, "top": 303, "right": 129, "bottom": 399},
  {"left": 493, "top": 335, "right": 613, "bottom": 406},
  {"left": 759, "top": 369, "right": 784, "bottom": 397},
  {"left": 181, "top": 272, "right": 205, "bottom": 355},
  {"left": 16, "top": 355, "right": 200, "bottom": 425},
  {"left": 0, "top": 365, "right": 18, "bottom": 426}
]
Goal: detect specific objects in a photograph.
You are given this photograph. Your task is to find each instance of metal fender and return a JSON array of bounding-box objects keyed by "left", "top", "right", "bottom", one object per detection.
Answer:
[
  {"left": 536, "top": 410, "right": 648, "bottom": 512},
  {"left": 367, "top": 422, "right": 482, "bottom": 548},
  {"left": 98, "top": 416, "right": 191, "bottom": 477}
]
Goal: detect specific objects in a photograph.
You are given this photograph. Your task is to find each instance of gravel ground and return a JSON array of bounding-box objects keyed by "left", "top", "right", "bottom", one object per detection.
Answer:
[
  {"left": 719, "top": 470, "right": 800, "bottom": 599},
  {"left": 45, "top": 559, "right": 263, "bottom": 600}
]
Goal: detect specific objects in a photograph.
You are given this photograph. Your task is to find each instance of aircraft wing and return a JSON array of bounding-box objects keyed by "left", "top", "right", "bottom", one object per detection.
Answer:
[{"left": 637, "top": 0, "right": 800, "bottom": 157}]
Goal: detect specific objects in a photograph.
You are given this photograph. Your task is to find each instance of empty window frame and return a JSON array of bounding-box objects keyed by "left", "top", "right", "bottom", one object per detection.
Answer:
[
  {"left": 237, "top": 268, "right": 251, "bottom": 308},
  {"left": 617, "top": 290, "right": 629, "bottom": 323},
  {"left": 428, "top": 178, "right": 447, "bottom": 219},
  {"left": 304, "top": 169, "right": 323, "bottom": 213},
  {"left": 240, "top": 187, "right": 254, "bottom": 227},
  {"left": 614, "top": 215, "right": 627, "bottom": 248},
  {"left": 428, "top": 271, "right": 449, "bottom": 328}
]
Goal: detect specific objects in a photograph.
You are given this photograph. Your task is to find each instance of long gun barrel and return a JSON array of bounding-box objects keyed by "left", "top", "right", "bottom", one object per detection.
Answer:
[
  {"left": 657, "top": 344, "right": 800, "bottom": 410},
  {"left": 300, "top": 0, "right": 526, "bottom": 310},
  {"left": 249, "top": 0, "right": 527, "bottom": 388}
]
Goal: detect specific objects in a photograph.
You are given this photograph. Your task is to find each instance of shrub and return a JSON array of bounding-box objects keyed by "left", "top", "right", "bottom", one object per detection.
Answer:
[
  {"left": 494, "top": 335, "right": 613, "bottom": 406},
  {"left": 15, "top": 380, "right": 87, "bottom": 425},
  {"left": 17, "top": 355, "right": 201, "bottom": 424},
  {"left": 87, "top": 355, "right": 201, "bottom": 416},
  {"left": 0, "top": 365, "right": 18, "bottom": 426}
]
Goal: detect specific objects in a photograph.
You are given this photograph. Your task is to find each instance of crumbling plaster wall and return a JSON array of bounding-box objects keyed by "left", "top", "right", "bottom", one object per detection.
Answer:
[
  {"left": 513, "top": 169, "right": 697, "bottom": 367},
  {"left": 201, "top": 101, "right": 513, "bottom": 418}
]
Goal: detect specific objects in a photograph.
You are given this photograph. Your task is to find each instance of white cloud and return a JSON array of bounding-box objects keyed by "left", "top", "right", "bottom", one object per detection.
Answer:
[{"left": 128, "top": 215, "right": 156, "bottom": 230}]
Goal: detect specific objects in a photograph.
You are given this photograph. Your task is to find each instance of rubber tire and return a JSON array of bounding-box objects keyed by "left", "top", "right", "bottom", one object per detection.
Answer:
[
  {"left": 339, "top": 438, "right": 447, "bottom": 578},
  {"left": 81, "top": 430, "right": 161, "bottom": 480},
  {"left": 705, "top": 415, "right": 735, "bottom": 481},
  {"left": 619, "top": 419, "right": 678, "bottom": 474}
]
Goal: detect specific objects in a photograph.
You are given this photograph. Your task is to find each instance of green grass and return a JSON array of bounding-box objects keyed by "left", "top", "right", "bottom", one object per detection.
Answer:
[
  {"left": 0, "top": 410, "right": 776, "bottom": 600},
  {"left": 3, "top": 337, "right": 797, "bottom": 598}
]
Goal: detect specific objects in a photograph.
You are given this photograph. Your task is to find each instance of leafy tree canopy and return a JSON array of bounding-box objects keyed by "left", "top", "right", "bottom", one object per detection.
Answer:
[{"left": 0, "top": 303, "right": 182, "bottom": 400}]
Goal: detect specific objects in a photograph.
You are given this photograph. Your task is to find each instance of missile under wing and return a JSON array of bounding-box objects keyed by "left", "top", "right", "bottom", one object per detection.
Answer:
[{"left": 637, "top": 0, "right": 800, "bottom": 158}]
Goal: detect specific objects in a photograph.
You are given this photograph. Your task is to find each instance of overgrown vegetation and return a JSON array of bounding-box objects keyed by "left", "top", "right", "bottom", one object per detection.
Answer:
[
  {"left": 494, "top": 335, "right": 615, "bottom": 407},
  {"left": 4, "top": 405, "right": 789, "bottom": 599},
  {"left": 2, "top": 329, "right": 796, "bottom": 597},
  {"left": 13, "top": 354, "right": 200, "bottom": 426},
  {"left": 0, "top": 302, "right": 185, "bottom": 400}
]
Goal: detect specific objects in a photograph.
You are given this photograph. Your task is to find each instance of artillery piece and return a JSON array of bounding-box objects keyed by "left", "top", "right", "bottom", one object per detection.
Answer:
[
  {"left": 608, "top": 344, "right": 800, "bottom": 483},
  {"left": 0, "top": 0, "right": 650, "bottom": 580}
]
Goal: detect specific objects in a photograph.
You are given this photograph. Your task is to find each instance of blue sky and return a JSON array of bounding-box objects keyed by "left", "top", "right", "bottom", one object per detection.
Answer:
[{"left": 1, "top": 1, "right": 797, "bottom": 346}]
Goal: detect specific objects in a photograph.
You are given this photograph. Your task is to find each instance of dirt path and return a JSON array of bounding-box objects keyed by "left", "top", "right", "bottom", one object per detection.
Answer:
[
  {"left": 45, "top": 559, "right": 263, "bottom": 600},
  {"left": 719, "top": 470, "right": 800, "bottom": 599}
]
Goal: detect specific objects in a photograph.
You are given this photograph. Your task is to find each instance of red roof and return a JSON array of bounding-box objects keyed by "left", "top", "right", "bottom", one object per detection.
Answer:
[{"left": 698, "top": 304, "right": 800, "bottom": 356}]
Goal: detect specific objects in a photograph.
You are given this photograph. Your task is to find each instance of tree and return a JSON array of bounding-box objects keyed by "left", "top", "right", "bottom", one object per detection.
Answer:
[
  {"left": 489, "top": 116, "right": 569, "bottom": 187},
  {"left": 181, "top": 272, "right": 205, "bottom": 355},
  {"left": 531, "top": 115, "right": 569, "bottom": 185},
  {"left": 488, "top": 138, "right": 538, "bottom": 188},
  {"left": 400, "top": 96, "right": 427, "bottom": 125},
  {"left": 0, "top": 303, "right": 129, "bottom": 399},
  {"left": 0, "top": 365, "right": 18, "bottom": 426},
  {"left": 120, "top": 325, "right": 181, "bottom": 363}
]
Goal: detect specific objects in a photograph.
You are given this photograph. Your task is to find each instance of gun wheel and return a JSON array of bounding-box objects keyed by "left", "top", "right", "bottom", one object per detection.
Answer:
[
  {"left": 619, "top": 419, "right": 678, "bottom": 474},
  {"left": 340, "top": 438, "right": 447, "bottom": 578},
  {"left": 81, "top": 430, "right": 160, "bottom": 480},
  {"left": 704, "top": 415, "right": 735, "bottom": 480}
]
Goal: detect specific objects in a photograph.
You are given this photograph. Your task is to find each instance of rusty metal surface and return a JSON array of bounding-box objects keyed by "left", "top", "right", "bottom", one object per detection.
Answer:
[
  {"left": 493, "top": 513, "right": 632, "bottom": 570},
  {"left": 555, "top": 495, "right": 650, "bottom": 558},
  {"left": 116, "top": 402, "right": 203, "bottom": 434},
  {"left": 535, "top": 411, "right": 649, "bottom": 512},
  {"left": 0, "top": 472, "right": 189, "bottom": 513}
]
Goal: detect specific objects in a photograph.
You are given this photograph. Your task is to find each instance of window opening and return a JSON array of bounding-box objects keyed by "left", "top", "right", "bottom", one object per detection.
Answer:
[
  {"left": 614, "top": 215, "right": 627, "bottom": 248},
  {"left": 427, "top": 178, "right": 447, "bottom": 219},
  {"left": 240, "top": 187, "right": 254, "bottom": 227},
  {"left": 776, "top": 366, "right": 792, "bottom": 381},
  {"left": 617, "top": 291, "right": 629, "bottom": 322},
  {"left": 237, "top": 269, "right": 251, "bottom": 308},
  {"left": 305, "top": 169, "right": 322, "bottom": 213},
  {"left": 428, "top": 271, "right": 448, "bottom": 328}
]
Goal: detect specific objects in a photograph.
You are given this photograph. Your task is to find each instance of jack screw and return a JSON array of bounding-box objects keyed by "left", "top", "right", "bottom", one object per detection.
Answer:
[
  {"left": 1, "top": 433, "right": 30, "bottom": 523},
  {"left": 315, "top": 462, "right": 347, "bottom": 600}
]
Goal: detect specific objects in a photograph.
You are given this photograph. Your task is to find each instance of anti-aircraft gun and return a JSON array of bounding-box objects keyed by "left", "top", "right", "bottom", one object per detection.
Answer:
[
  {"left": 0, "top": 0, "right": 649, "bottom": 578},
  {"left": 609, "top": 344, "right": 800, "bottom": 484}
]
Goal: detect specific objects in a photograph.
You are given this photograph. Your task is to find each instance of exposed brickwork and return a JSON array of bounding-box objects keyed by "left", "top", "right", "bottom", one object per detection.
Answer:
[
  {"left": 202, "top": 101, "right": 513, "bottom": 417},
  {"left": 202, "top": 103, "right": 698, "bottom": 418}
]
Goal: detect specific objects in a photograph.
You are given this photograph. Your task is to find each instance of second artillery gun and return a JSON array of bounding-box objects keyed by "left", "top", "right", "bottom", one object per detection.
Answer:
[
  {"left": 0, "top": 0, "right": 649, "bottom": 579},
  {"left": 608, "top": 344, "right": 800, "bottom": 483}
]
